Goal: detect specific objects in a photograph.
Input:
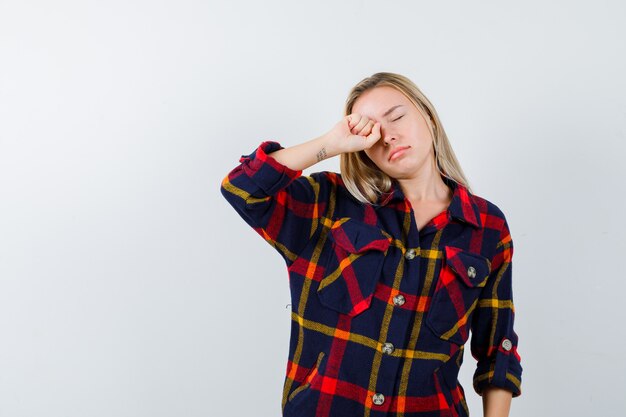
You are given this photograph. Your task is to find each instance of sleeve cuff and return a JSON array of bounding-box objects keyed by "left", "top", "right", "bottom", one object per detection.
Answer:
[
  {"left": 238, "top": 141, "right": 303, "bottom": 196},
  {"left": 473, "top": 337, "right": 522, "bottom": 397}
]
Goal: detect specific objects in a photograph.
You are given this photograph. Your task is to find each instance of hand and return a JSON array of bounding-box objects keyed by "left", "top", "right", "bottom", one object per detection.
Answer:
[{"left": 324, "top": 113, "right": 382, "bottom": 154}]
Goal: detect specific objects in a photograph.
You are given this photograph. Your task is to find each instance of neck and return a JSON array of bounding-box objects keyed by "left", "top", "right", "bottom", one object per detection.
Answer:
[{"left": 396, "top": 161, "right": 451, "bottom": 203}]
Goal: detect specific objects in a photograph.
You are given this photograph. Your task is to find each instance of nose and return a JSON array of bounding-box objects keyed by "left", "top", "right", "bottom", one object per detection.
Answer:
[{"left": 381, "top": 127, "right": 396, "bottom": 146}]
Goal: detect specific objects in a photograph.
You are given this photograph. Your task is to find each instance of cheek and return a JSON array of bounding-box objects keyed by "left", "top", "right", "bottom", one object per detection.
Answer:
[
  {"left": 415, "top": 121, "right": 434, "bottom": 144},
  {"left": 364, "top": 147, "right": 384, "bottom": 165}
]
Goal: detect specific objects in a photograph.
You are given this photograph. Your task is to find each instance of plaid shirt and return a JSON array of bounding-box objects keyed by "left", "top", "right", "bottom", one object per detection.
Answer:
[{"left": 220, "top": 141, "right": 522, "bottom": 417}]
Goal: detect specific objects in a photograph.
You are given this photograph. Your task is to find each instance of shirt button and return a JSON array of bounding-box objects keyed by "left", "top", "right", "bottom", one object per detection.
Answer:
[
  {"left": 404, "top": 248, "right": 416, "bottom": 260},
  {"left": 382, "top": 342, "right": 395, "bottom": 355},
  {"left": 393, "top": 294, "right": 406, "bottom": 306},
  {"left": 501, "top": 338, "right": 513, "bottom": 351},
  {"left": 467, "top": 266, "right": 476, "bottom": 278},
  {"left": 372, "top": 393, "right": 385, "bottom": 405}
]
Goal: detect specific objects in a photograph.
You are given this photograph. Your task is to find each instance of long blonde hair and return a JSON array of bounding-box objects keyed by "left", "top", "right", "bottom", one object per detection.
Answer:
[{"left": 340, "top": 72, "right": 472, "bottom": 204}]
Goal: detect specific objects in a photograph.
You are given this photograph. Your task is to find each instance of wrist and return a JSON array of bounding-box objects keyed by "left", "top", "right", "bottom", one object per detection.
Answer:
[{"left": 316, "top": 132, "right": 340, "bottom": 160}]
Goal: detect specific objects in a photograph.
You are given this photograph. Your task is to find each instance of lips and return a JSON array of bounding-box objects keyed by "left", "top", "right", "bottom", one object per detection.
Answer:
[{"left": 388, "top": 146, "right": 410, "bottom": 162}]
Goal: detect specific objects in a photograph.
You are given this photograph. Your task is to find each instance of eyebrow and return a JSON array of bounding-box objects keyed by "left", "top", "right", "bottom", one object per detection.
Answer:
[{"left": 382, "top": 105, "right": 404, "bottom": 118}]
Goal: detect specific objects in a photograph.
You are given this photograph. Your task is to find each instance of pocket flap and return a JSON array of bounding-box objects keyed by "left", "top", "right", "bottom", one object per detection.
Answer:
[
  {"left": 317, "top": 218, "right": 390, "bottom": 316},
  {"left": 444, "top": 246, "right": 491, "bottom": 287},
  {"left": 329, "top": 218, "right": 391, "bottom": 254}
]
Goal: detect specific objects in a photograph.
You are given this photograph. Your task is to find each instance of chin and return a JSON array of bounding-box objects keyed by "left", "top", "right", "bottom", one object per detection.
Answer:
[
  {"left": 385, "top": 170, "right": 412, "bottom": 180},
  {"left": 386, "top": 163, "right": 417, "bottom": 177}
]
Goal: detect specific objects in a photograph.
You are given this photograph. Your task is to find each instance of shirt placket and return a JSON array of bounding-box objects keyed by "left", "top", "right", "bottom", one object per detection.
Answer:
[{"left": 369, "top": 203, "right": 431, "bottom": 415}]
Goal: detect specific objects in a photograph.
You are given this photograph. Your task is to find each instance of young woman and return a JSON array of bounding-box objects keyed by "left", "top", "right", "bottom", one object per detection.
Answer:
[{"left": 220, "top": 72, "right": 522, "bottom": 417}]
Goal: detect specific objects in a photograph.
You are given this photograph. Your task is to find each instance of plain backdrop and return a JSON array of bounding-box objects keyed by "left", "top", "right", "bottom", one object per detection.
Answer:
[{"left": 1, "top": 1, "right": 625, "bottom": 416}]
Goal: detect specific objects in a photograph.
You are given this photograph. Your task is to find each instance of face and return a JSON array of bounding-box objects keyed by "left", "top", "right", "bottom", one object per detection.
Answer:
[{"left": 351, "top": 86, "right": 435, "bottom": 180}]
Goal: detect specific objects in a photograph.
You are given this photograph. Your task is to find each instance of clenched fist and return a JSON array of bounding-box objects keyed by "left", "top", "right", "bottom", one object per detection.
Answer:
[{"left": 324, "top": 113, "right": 383, "bottom": 155}]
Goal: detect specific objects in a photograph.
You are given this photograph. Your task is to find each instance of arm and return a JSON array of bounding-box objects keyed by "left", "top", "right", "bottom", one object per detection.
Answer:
[
  {"left": 470, "top": 212, "right": 523, "bottom": 407},
  {"left": 220, "top": 140, "right": 328, "bottom": 265},
  {"left": 268, "top": 114, "right": 381, "bottom": 171},
  {"left": 219, "top": 114, "right": 382, "bottom": 264},
  {"left": 482, "top": 386, "right": 512, "bottom": 417}
]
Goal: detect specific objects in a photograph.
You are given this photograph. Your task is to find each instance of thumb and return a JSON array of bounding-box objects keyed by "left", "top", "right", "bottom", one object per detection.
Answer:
[{"left": 345, "top": 115, "right": 354, "bottom": 129}]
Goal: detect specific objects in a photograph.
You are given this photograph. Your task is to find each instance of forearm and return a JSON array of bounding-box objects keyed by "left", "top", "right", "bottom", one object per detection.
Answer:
[
  {"left": 266, "top": 133, "right": 338, "bottom": 172},
  {"left": 482, "top": 387, "right": 512, "bottom": 417}
]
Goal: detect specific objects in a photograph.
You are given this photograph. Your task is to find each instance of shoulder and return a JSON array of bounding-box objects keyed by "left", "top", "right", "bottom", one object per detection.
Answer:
[
  {"left": 468, "top": 190, "right": 513, "bottom": 249},
  {"left": 305, "top": 170, "right": 343, "bottom": 184},
  {"left": 296, "top": 171, "right": 366, "bottom": 212},
  {"left": 284, "top": 170, "right": 347, "bottom": 202},
  {"left": 471, "top": 191, "right": 508, "bottom": 222},
  {"left": 299, "top": 170, "right": 349, "bottom": 193}
]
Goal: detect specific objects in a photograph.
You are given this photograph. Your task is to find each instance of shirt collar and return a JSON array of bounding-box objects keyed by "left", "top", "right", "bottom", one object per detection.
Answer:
[{"left": 374, "top": 175, "right": 482, "bottom": 229}]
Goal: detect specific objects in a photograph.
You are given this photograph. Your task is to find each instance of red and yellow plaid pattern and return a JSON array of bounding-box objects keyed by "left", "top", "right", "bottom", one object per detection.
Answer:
[{"left": 220, "top": 141, "right": 522, "bottom": 417}]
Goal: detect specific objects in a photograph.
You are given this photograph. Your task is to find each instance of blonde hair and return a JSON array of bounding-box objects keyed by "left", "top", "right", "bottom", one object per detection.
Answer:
[{"left": 340, "top": 72, "right": 472, "bottom": 205}]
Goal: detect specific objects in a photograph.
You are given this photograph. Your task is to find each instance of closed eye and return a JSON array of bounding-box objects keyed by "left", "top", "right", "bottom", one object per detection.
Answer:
[{"left": 392, "top": 115, "right": 404, "bottom": 122}]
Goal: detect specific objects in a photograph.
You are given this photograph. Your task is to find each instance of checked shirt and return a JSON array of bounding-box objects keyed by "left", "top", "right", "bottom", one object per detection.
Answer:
[{"left": 220, "top": 141, "right": 522, "bottom": 417}]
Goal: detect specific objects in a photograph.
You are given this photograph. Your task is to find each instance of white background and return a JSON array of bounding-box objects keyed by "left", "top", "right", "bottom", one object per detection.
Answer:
[{"left": 1, "top": 1, "right": 625, "bottom": 416}]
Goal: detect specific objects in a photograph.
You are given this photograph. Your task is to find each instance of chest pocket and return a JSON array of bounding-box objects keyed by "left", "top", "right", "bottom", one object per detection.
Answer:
[
  {"left": 426, "top": 246, "right": 492, "bottom": 345},
  {"left": 317, "top": 218, "right": 391, "bottom": 317}
]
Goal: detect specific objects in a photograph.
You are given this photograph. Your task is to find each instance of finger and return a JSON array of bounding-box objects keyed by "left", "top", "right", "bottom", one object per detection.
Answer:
[
  {"left": 363, "top": 122, "right": 382, "bottom": 148},
  {"left": 347, "top": 113, "right": 359, "bottom": 129},
  {"left": 352, "top": 116, "right": 369, "bottom": 134},
  {"left": 357, "top": 120, "right": 375, "bottom": 136}
]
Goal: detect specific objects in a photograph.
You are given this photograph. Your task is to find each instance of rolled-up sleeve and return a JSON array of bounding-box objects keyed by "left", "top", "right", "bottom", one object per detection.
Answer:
[
  {"left": 470, "top": 216, "right": 522, "bottom": 397},
  {"left": 220, "top": 140, "right": 330, "bottom": 265}
]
